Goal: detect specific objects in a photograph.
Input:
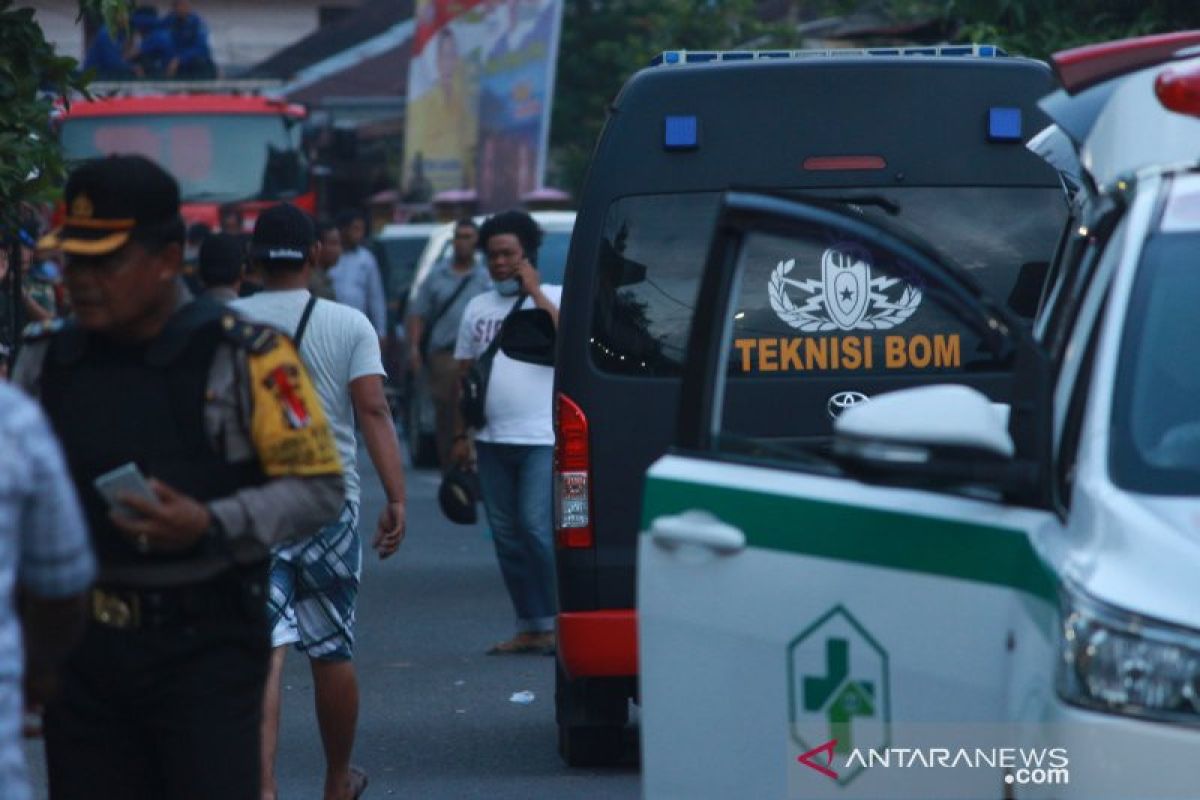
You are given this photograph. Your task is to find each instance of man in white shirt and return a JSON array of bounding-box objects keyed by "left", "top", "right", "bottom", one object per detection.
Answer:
[
  {"left": 452, "top": 210, "right": 559, "bottom": 655},
  {"left": 233, "top": 204, "right": 407, "bottom": 800},
  {"left": 329, "top": 209, "right": 387, "bottom": 344}
]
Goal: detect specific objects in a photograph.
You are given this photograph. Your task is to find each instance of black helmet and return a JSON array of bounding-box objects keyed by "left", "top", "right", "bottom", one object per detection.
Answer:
[{"left": 438, "top": 467, "right": 480, "bottom": 525}]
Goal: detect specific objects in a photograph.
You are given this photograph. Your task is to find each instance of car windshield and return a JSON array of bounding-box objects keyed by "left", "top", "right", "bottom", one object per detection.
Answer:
[
  {"left": 378, "top": 236, "right": 431, "bottom": 297},
  {"left": 591, "top": 187, "right": 1065, "bottom": 376},
  {"left": 1110, "top": 230, "right": 1200, "bottom": 495},
  {"left": 61, "top": 113, "right": 307, "bottom": 203}
]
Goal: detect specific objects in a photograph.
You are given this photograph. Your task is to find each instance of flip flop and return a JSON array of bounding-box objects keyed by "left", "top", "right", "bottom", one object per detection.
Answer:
[
  {"left": 349, "top": 765, "right": 368, "bottom": 799},
  {"left": 487, "top": 632, "right": 555, "bottom": 655}
]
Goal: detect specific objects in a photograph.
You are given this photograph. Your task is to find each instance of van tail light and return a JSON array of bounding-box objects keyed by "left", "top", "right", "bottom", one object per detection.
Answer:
[
  {"left": 1155, "top": 65, "right": 1200, "bottom": 118},
  {"left": 555, "top": 392, "right": 593, "bottom": 549}
]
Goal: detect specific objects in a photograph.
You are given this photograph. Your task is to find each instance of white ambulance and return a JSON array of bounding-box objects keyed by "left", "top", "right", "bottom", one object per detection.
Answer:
[{"left": 638, "top": 33, "right": 1200, "bottom": 799}]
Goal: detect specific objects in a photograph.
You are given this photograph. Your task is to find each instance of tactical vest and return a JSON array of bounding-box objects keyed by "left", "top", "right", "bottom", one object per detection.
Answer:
[{"left": 40, "top": 299, "right": 267, "bottom": 573}]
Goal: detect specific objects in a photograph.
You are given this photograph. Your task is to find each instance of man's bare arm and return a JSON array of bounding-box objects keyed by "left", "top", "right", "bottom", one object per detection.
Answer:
[{"left": 351, "top": 374, "right": 407, "bottom": 558}]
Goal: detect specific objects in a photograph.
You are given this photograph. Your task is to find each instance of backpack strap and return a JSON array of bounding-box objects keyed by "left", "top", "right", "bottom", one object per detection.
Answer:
[{"left": 293, "top": 294, "right": 319, "bottom": 349}]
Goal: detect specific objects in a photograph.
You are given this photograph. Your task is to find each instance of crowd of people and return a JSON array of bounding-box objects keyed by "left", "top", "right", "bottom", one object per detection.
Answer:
[
  {"left": 83, "top": 0, "right": 216, "bottom": 80},
  {"left": 0, "top": 152, "right": 563, "bottom": 799}
]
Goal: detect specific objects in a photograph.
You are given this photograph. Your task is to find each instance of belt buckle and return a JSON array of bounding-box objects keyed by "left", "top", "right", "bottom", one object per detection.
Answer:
[{"left": 91, "top": 589, "right": 140, "bottom": 630}]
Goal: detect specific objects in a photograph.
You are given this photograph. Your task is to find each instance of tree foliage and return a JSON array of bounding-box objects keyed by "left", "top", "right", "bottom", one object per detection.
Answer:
[
  {"left": 549, "top": 0, "right": 1200, "bottom": 198},
  {"left": 549, "top": 0, "right": 789, "bottom": 196},
  {"left": 850, "top": 0, "right": 1200, "bottom": 59},
  {"left": 0, "top": 0, "right": 122, "bottom": 233}
]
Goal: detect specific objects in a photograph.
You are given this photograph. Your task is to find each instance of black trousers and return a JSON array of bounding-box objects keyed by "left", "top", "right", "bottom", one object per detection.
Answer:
[{"left": 43, "top": 573, "right": 270, "bottom": 800}]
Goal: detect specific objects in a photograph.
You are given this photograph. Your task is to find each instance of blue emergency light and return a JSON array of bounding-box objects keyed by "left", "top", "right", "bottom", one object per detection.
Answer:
[
  {"left": 664, "top": 116, "right": 698, "bottom": 150},
  {"left": 988, "top": 107, "right": 1023, "bottom": 142}
]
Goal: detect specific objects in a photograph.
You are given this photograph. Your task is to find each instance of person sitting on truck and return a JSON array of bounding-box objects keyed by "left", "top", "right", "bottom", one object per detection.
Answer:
[
  {"left": 162, "top": 0, "right": 216, "bottom": 79},
  {"left": 83, "top": 25, "right": 137, "bottom": 80},
  {"left": 84, "top": 6, "right": 161, "bottom": 79},
  {"left": 130, "top": 6, "right": 175, "bottom": 78}
]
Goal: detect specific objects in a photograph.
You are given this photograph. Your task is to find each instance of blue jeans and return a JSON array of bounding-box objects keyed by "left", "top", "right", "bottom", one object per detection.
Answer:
[{"left": 475, "top": 442, "right": 557, "bottom": 634}]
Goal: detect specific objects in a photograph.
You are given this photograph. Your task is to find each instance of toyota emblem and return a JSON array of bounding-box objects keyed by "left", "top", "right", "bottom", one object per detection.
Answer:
[{"left": 827, "top": 391, "right": 870, "bottom": 419}]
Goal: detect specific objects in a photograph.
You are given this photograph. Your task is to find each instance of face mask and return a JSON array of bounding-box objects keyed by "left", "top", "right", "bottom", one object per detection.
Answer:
[{"left": 495, "top": 277, "right": 521, "bottom": 296}]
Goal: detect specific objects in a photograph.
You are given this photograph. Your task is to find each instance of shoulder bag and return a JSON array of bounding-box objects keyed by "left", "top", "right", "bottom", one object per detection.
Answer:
[{"left": 419, "top": 274, "right": 473, "bottom": 360}]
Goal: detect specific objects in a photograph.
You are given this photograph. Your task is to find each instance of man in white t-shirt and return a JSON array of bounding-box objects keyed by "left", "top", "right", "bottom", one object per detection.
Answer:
[
  {"left": 452, "top": 210, "right": 559, "bottom": 655},
  {"left": 233, "top": 204, "right": 407, "bottom": 800}
]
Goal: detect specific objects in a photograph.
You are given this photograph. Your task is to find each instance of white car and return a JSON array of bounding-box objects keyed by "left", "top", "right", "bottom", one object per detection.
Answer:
[
  {"left": 403, "top": 211, "right": 576, "bottom": 465},
  {"left": 373, "top": 221, "right": 439, "bottom": 320},
  {"left": 638, "top": 35, "right": 1200, "bottom": 799}
]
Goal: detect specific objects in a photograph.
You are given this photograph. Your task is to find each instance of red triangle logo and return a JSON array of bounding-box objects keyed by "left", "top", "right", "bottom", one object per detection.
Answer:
[{"left": 798, "top": 739, "right": 839, "bottom": 780}]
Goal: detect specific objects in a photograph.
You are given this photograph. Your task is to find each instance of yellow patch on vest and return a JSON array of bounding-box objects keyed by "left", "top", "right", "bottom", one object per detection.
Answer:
[{"left": 246, "top": 337, "right": 341, "bottom": 477}]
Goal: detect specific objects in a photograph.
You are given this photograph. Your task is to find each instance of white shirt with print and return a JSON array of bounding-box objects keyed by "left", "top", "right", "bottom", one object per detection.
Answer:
[{"left": 454, "top": 286, "right": 561, "bottom": 445}]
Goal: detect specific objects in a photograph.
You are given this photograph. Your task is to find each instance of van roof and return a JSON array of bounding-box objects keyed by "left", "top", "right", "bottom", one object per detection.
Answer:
[{"left": 592, "top": 56, "right": 1058, "bottom": 200}]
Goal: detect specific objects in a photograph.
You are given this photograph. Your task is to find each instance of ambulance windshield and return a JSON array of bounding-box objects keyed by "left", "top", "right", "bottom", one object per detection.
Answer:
[{"left": 1111, "top": 230, "right": 1200, "bottom": 495}]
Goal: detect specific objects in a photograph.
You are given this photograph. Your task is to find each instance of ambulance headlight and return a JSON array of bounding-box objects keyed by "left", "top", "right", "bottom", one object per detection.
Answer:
[{"left": 1059, "top": 586, "right": 1200, "bottom": 725}]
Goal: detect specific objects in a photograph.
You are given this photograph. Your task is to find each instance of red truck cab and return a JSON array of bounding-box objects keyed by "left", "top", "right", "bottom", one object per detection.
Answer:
[{"left": 57, "top": 92, "right": 313, "bottom": 231}]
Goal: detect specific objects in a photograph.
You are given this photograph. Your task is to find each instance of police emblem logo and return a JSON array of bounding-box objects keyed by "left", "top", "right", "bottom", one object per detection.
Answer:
[
  {"left": 768, "top": 245, "right": 923, "bottom": 332},
  {"left": 263, "top": 364, "right": 312, "bottom": 429},
  {"left": 71, "top": 193, "right": 95, "bottom": 219}
]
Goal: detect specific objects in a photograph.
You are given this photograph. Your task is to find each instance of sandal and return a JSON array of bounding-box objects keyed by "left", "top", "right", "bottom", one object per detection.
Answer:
[
  {"left": 349, "top": 765, "right": 368, "bottom": 799},
  {"left": 487, "top": 632, "right": 555, "bottom": 655}
]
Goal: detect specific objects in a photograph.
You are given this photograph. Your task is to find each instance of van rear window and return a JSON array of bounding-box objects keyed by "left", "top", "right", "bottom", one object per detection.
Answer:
[{"left": 591, "top": 188, "right": 1065, "bottom": 376}]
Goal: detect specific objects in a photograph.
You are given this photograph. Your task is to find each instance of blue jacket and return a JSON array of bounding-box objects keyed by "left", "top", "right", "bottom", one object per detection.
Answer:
[
  {"left": 83, "top": 27, "right": 134, "bottom": 78},
  {"left": 165, "top": 12, "right": 213, "bottom": 67}
]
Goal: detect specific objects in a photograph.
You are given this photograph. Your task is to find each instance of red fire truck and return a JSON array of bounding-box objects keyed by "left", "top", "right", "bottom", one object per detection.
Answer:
[{"left": 56, "top": 84, "right": 315, "bottom": 231}]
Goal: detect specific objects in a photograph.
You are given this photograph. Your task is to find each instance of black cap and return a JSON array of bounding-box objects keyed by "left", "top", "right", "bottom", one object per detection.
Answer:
[
  {"left": 251, "top": 203, "right": 314, "bottom": 263},
  {"left": 47, "top": 155, "right": 180, "bottom": 256},
  {"left": 438, "top": 467, "right": 480, "bottom": 525}
]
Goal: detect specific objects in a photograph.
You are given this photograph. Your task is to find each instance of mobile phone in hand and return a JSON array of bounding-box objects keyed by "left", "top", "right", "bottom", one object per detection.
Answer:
[{"left": 93, "top": 463, "right": 158, "bottom": 517}]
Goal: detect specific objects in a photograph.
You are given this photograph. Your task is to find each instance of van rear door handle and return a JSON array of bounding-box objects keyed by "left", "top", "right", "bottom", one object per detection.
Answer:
[{"left": 650, "top": 511, "right": 746, "bottom": 555}]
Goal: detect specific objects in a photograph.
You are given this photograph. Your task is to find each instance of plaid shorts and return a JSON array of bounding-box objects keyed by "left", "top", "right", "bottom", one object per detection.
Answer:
[{"left": 267, "top": 502, "right": 361, "bottom": 661}]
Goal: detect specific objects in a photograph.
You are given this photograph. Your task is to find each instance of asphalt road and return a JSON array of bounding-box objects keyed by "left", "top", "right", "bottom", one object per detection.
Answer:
[
  {"left": 271, "top": 452, "right": 641, "bottom": 798},
  {"left": 28, "top": 445, "right": 641, "bottom": 799}
]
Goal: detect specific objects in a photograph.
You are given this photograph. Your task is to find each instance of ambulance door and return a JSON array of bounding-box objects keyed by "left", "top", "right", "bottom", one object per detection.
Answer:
[{"left": 637, "top": 192, "right": 1060, "bottom": 799}]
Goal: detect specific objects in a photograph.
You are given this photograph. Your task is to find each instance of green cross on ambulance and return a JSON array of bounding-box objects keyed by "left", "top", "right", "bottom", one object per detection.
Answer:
[{"left": 638, "top": 32, "right": 1200, "bottom": 799}]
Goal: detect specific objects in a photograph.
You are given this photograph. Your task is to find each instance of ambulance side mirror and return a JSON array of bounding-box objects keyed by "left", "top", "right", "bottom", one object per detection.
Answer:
[{"left": 832, "top": 385, "right": 1025, "bottom": 490}]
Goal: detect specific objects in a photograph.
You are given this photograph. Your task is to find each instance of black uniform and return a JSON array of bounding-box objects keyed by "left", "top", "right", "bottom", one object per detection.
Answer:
[{"left": 15, "top": 155, "right": 343, "bottom": 800}]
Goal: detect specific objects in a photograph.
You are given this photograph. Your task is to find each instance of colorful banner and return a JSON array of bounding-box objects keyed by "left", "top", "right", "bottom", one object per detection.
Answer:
[{"left": 403, "top": 0, "right": 563, "bottom": 211}]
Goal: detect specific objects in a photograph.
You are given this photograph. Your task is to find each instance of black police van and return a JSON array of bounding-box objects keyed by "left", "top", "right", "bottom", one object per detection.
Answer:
[{"left": 551, "top": 46, "right": 1068, "bottom": 765}]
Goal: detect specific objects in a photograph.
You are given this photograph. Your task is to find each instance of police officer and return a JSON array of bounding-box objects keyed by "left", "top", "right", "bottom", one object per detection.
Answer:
[{"left": 13, "top": 155, "right": 344, "bottom": 799}]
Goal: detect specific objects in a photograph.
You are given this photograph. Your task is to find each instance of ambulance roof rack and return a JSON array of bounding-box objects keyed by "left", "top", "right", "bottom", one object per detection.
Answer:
[
  {"left": 85, "top": 78, "right": 286, "bottom": 98},
  {"left": 650, "top": 44, "right": 1009, "bottom": 67}
]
